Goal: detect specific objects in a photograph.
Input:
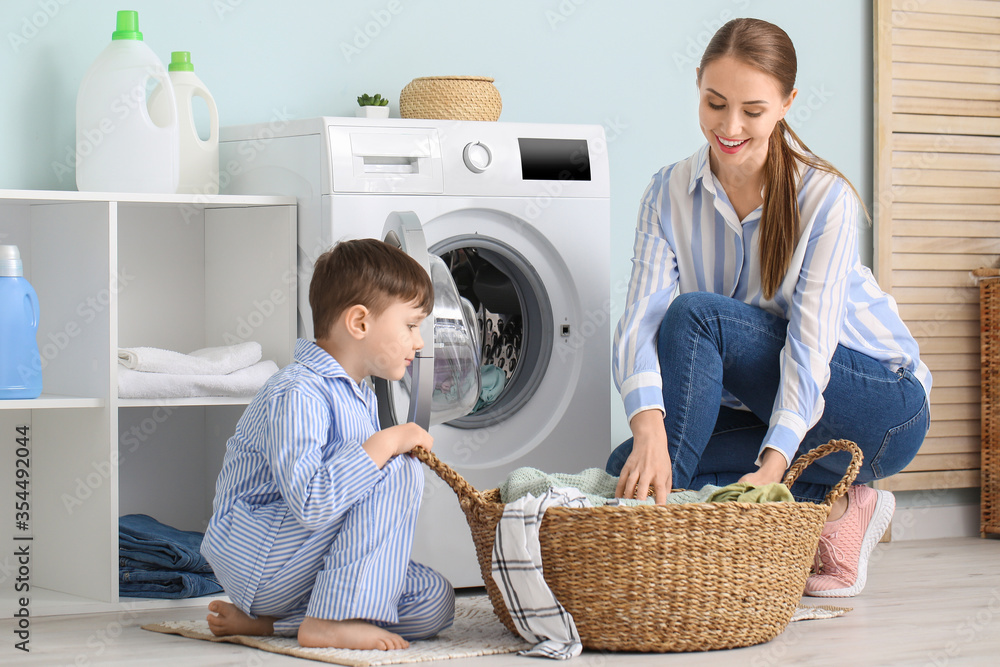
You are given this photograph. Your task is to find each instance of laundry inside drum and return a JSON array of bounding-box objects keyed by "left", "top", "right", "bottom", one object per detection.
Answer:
[{"left": 436, "top": 244, "right": 545, "bottom": 425}]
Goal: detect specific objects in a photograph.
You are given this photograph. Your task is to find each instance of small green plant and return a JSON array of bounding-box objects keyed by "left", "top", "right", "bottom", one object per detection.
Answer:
[{"left": 357, "top": 93, "right": 389, "bottom": 107}]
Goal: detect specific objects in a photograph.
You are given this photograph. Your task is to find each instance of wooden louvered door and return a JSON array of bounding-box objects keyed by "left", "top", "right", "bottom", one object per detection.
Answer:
[{"left": 874, "top": 0, "right": 1000, "bottom": 492}]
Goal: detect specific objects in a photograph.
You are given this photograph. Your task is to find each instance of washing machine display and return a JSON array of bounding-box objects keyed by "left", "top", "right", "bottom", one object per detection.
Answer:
[
  {"left": 517, "top": 137, "right": 591, "bottom": 181},
  {"left": 220, "top": 117, "right": 611, "bottom": 587}
]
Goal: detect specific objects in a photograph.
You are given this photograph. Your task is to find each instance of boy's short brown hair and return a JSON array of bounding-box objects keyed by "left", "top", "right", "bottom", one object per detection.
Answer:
[{"left": 310, "top": 238, "right": 434, "bottom": 339}]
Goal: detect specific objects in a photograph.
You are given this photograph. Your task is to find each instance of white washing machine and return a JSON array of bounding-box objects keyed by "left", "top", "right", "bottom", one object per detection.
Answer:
[{"left": 220, "top": 117, "right": 610, "bottom": 587}]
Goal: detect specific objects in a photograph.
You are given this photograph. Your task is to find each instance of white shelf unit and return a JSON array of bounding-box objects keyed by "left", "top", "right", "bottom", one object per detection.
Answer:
[{"left": 0, "top": 189, "right": 296, "bottom": 616}]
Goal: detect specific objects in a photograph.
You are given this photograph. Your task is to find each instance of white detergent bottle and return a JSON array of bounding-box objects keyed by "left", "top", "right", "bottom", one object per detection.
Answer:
[
  {"left": 150, "top": 51, "right": 220, "bottom": 194},
  {"left": 76, "top": 10, "right": 178, "bottom": 193}
]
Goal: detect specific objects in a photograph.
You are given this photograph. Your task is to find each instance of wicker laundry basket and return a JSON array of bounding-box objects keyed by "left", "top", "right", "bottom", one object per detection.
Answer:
[
  {"left": 974, "top": 267, "right": 1000, "bottom": 537},
  {"left": 399, "top": 76, "right": 502, "bottom": 121},
  {"left": 411, "top": 439, "right": 862, "bottom": 653}
]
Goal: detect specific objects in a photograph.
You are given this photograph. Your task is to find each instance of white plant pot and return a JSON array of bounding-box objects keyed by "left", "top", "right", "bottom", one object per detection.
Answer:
[{"left": 357, "top": 105, "right": 390, "bottom": 118}]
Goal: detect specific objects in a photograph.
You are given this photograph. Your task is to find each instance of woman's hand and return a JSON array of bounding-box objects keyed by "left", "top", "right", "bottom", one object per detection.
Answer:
[
  {"left": 738, "top": 447, "right": 787, "bottom": 487},
  {"left": 615, "top": 410, "right": 672, "bottom": 504}
]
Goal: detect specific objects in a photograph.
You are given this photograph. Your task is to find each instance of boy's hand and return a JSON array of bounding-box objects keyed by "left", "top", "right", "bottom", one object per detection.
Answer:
[{"left": 362, "top": 423, "right": 433, "bottom": 469}]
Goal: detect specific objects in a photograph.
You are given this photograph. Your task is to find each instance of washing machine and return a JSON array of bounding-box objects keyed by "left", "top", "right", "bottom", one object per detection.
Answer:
[{"left": 220, "top": 117, "right": 611, "bottom": 587}]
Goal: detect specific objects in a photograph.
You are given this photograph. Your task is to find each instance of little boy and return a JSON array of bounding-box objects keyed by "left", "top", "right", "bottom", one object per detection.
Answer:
[{"left": 200, "top": 239, "right": 454, "bottom": 651}]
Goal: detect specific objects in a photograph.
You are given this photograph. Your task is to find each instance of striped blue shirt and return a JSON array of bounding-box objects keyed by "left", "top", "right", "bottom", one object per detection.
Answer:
[
  {"left": 201, "top": 338, "right": 385, "bottom": 610},
  {"left": 613, "top": 143, "right": 932, "bottom": 466}
]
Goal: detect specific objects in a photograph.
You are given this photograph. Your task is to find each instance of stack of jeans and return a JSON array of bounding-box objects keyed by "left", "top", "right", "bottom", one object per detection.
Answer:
[{"left": 119, "top": 514, "right": 223, "bottom": 599}]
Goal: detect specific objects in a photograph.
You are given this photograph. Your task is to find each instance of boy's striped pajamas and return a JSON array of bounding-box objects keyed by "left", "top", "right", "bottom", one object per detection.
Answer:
[{"left": 201, "top": 338, "right": 454, "bottom": 638}]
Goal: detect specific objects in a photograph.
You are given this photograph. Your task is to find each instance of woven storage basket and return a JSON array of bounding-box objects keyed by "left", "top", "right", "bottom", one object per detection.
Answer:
[
  {"left": 399, "top": 76, "right": 501, "bottom": 121},
  {"left": 411, "top": 439, "right": 862, "bottom": 652},
  {"left": 974, "top": 267, "right": 1000, "bottom": 537}
]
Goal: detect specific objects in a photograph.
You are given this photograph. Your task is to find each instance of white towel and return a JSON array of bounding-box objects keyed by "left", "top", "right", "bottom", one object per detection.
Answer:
[
  {"left": 491, "top": 488, "right": 588, "bottom": 660},
  {"left": 118, "top": 342, "right": 262, "bottom": 375},
  {"left": 118, "top": 360, "right": 279, "bottom": 399}
]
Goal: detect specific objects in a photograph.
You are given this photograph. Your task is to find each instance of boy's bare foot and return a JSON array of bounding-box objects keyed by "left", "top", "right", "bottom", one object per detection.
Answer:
[
  {"left": 206, "top": 600, "right": 275, "bottom": 637},
  {"left": 298, "top": 616, "right": 410, "bottom": 650}
]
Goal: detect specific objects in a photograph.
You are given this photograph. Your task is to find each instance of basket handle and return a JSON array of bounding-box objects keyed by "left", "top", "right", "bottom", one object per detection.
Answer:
[
  {"left": 409, "top": 446, "right": 489, "bottom": 512},
  {"left": 782, "top": 439, "right": 863, "bottom": 506}
]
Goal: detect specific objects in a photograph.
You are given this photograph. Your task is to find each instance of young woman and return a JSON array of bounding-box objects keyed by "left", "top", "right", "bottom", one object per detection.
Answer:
[{"left": 608, "top": 18, "right": 931, "bottom": 598}]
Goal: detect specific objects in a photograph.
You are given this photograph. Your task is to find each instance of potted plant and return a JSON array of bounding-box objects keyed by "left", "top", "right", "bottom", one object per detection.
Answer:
[{"left": 356, "top": 93, "right": 390, "bottom": 118}]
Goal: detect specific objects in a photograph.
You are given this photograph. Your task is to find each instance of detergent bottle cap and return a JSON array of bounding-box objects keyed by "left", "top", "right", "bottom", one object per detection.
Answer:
[
  {"left": 0, "top": 245, "right": 23, "bottom": 277},
  {"left": 168, "top": 51, "right": 195, "bottom": 72},
  {"left": 112, "top": 10, "right": 143, "bottom": 41}
]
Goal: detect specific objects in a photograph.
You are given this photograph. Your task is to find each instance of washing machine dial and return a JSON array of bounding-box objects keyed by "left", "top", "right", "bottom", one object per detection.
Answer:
[{"left": 463, "top": 142, "right": 492, "bottom": 173}]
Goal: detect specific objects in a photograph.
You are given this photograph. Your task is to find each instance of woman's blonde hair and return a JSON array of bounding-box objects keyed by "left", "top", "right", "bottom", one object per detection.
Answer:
[{"left": 698, "top": 18, "right": 869, "bottom": 300}]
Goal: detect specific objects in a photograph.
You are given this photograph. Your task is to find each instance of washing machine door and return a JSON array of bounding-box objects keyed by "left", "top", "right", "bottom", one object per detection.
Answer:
[{"left": 376, "top": 211, "right": 482, "bottom": 430}]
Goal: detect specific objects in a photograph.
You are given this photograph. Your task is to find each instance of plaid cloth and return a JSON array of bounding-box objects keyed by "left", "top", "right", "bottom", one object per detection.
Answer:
[{"left": 491, "top": 487, "right": 589, "bottom": 660}]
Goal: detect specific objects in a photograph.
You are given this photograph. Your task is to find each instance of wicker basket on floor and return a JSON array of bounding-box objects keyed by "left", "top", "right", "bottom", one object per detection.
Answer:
[
  {"left": 411, "top": 439, "right": 862, "bottom": 652},
  {"left": 974, "top": 267, "right": 1000, "bottom": 537}
]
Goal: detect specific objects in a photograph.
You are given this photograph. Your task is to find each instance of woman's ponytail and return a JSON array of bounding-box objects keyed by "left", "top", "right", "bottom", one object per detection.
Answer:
[{"left": 760, "top": 119, "right": 800, "bottom": 301}]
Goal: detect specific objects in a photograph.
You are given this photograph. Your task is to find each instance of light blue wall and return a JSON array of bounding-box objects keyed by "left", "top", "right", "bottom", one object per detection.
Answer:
[{"left": 1, "top": 0, "right": 872, "bottom": 447}]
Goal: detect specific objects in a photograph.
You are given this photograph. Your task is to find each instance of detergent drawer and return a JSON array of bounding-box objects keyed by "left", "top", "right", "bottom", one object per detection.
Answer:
[{"left": 328, "top": 125, "right": 444, "bottom": 194}]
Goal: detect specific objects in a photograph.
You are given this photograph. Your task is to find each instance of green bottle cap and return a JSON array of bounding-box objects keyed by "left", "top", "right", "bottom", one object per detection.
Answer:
[
  {"left": 112, "top": 10, "right": 143, "bottom": 41},
  {"left": 168, "top": 51, "right": 194, "bottom": 72}
]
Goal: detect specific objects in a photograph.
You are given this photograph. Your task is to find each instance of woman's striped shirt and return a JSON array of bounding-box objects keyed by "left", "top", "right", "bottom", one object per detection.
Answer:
[{"left": 613, "top": 143, "right": 932, "bottom": 466}]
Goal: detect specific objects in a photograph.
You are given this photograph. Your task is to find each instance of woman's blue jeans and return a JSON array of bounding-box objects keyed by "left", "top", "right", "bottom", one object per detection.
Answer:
[{"left": 607, "top": 292, "right": 930, "bottom": 503}]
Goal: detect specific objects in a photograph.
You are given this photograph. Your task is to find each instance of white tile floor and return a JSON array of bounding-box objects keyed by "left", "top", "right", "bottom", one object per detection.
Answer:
[{"left": 4, "top": 537, "right": 999, "bottom": 666}]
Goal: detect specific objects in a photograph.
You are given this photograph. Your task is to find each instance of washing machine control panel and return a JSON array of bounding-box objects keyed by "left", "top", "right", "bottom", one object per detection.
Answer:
[{"left": 462, "top": 141, "right": 493, "bottom": 173}]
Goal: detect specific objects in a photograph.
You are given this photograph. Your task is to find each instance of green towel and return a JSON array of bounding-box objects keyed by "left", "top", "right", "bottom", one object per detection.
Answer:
[
  {"left": 707, "top": 481, "right": 794, "bottom": 503},
  {"left": 499, "top": 466, "right": 721, "bottom": 506},
  {"left": 474, "top": 364, "right": 505, "bottom": 411}
]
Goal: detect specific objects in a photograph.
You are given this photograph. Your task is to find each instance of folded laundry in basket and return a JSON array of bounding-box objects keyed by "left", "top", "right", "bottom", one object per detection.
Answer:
[
  {"left": 707, "top": 481, "right": 795, "bottom": 503},
  {"left": 500, "top": 466, "right": 721, "bottom": 507},
  {"left": 118, "top": 360, "right": 279, "bottom": 399},
  {"left": 118, "top": 342, "right": 262, "bottom": 375}
]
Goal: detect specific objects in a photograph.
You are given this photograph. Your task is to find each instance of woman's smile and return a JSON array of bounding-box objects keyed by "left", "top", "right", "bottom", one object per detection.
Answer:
[{"left": 714, "top": 133, "right": 749, "bottom": 154}]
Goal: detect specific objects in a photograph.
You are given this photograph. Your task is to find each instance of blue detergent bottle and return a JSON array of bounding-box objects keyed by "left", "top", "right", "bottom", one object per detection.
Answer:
[{"left": 0, "top": 245, "right": 43, "bottom": 399}]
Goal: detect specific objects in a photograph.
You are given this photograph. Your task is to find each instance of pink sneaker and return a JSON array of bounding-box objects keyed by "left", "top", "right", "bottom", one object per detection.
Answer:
[{"left": 804, "top": 484, "right": 895, "bottom": 597}]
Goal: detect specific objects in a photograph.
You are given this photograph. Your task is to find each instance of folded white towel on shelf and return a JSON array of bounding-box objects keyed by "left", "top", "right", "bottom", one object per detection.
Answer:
[
  {"left": 118, "top": 342, "right": 262, "bottom": 376},
  {"left": 118, "top": 360, "right": 279, "bottom": 400}
]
